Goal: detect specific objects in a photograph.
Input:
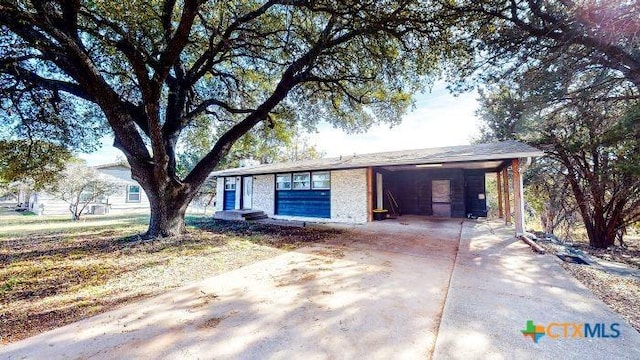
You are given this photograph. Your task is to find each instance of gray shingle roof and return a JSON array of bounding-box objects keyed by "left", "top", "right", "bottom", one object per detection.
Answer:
[{"left": 211, "top": 140, "right": 544, "bottom": 177}]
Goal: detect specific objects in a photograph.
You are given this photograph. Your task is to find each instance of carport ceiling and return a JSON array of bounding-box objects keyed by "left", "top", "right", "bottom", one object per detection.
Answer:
[{"left": 379, "top": 160, "right": 506, "bottom": 171}]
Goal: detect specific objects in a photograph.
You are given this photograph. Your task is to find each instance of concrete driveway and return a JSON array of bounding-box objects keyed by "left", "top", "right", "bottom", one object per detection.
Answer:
[
  {"left": 0, "top": 217, "right": 461, "bottom": 359},
  {"left": 433, "top": 220, "right": 640, "bottom": 359},
  {"left": 3, "top": 217, "right": 640, "bottom": 359}
]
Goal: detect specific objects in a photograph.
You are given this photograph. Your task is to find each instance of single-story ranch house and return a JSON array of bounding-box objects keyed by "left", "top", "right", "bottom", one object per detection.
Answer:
[
  {"left": 212, "top": 140, "right": 544, "bottom": 235},
  {"left": 24, "top": 162, "right": 151, "bottom": 216}
]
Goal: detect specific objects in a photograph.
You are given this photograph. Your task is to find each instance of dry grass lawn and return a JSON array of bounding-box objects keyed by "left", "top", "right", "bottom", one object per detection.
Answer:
[{"left": 0, "top": 206, "right": 340, "bottom": 344}]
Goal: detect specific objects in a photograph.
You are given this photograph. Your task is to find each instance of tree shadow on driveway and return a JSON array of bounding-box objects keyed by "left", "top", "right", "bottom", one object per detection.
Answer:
[{"left": 1, "top": 218, "right": 464, "bottom": 359}]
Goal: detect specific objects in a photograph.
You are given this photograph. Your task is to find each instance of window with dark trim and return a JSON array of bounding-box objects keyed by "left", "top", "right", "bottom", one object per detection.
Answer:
[
  {"left": 311, "top": 171, "right": 330, "bottom": 189},
  {"left": 224, "top": 177, "right": 236, "bottom": 190},
  {"left": 292, "top": 172, "right": 311, "bottom": 190},
  {"left": 276, "top": 174, "right": 292, "bottom": 190},
  {"left": 126, "top": 185, "right": 141, "bottom": 203},
  {"left": 275, "top": 171, "right": 330, "bottom": 190}
]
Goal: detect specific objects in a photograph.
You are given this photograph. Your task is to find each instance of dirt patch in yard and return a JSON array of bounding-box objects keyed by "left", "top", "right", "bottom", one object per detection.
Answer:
[
  {"left": 191, "top": 218, "right": 343, "bottom": 248},
  {"left": 572, "top": 241, "right": 640, "bottom": 270},
  {"left": 0, "top": 215, "right": 341, "bottom": 344},
  {"left": 562, "top": 263, "right": 640, "bottom": 332},
  {"left": 536, "top": 237, "right": 640, "bottom": 333}
]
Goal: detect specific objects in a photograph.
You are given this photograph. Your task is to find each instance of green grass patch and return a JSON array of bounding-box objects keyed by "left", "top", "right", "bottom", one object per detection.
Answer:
[{"left": 1, "top": 277, "right": 20, "bottom": 294}]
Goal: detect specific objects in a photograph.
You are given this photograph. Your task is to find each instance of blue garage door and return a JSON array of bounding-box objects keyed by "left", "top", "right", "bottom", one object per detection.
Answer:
[
  {"left": 223, "top": 190, "right": 236, "bottom": 210},
  {"left": 276, "top": 190, "right": 330, "bottom": 218}
]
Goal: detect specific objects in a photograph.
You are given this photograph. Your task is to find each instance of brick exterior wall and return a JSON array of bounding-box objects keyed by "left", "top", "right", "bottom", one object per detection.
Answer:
[
  {"left": 330, "top": 168, "right": 368, "bottom": 223},
  {"left": 252, "top": 174, "right": 275, "bottom": 216},
  {"left": 214, "top": 177, "right": 224, "bottom": 212}
]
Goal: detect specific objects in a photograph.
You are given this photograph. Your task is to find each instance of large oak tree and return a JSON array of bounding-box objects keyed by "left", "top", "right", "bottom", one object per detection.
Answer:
[{"left": 0, "top": 0, "right": 467, "bottom": 236}]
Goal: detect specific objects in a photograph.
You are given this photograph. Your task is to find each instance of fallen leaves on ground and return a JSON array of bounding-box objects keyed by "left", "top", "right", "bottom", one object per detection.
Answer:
[
  {"left": 191, "top": 218, "right": 343, "bottom": 247},
  {"left": 562, "top": 263, "right": 640, "bottom": 333},
  {"left": 0, "top": 215, "right": 340, "bottom": 344},
  {"left": 536, "top": 237, "right": 640, "bottom": 333}
]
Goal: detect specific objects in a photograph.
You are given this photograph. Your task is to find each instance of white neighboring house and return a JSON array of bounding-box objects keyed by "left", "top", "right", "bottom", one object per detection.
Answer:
[{"left": 28, "top": 162, "right": 150, "bottom": 216}]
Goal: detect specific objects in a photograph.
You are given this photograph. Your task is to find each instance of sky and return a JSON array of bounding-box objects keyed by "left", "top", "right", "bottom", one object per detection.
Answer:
[
  {"left": 79, "top": 82, "right": 482, "bottom": 165},
  {"left": 313, "top": 84, "right": 481, "bottom": 157}
]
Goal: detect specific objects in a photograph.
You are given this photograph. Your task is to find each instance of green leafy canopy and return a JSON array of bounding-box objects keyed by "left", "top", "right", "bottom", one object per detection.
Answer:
[{"left": 1, "top": 0, "right": 475, "bottom": 235}]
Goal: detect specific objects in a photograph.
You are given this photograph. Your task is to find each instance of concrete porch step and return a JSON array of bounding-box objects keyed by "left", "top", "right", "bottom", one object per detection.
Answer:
[
  {"left": 245, "top": 213, "right": 269, "bottom": 221},
  {"left": 214, "top": 210, "right": 267, "bottom": 221}
]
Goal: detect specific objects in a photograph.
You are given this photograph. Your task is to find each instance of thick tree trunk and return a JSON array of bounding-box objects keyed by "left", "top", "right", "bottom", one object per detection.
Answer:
[
  {"left": 587, "top": 216, "right": 618, "bottom": 249},
  {"left": 563, "top": 163, "right": 615, "bottom": 249},
  {"left": 138, "top": 173, "right": 194, "bottom": 238},
  {"left": 69, "top": 203, "right": 81, "bottom": 221},
  {"left": 146, "top": 193, "right": 189, "bottom": 238}
]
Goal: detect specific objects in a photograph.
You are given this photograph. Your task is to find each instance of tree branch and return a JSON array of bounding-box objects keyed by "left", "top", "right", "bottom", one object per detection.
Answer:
[
  {"left": 152, "top": 0, "right": 199, "bottom": 89},
  {"left": 1, "top": 64, "right": 91, "bottom": 101}
]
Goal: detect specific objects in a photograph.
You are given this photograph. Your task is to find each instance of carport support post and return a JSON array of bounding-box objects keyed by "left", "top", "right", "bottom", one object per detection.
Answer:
[
  {"left": 512, "top": 158, "right": 525, "bottom": 235},
  {"left": 502, "top": 167, "right": 511, "bottom": 224},
  {"left": 376, "top": 172, "right": 383, "bottom": 209},
  {"left": 367, "top": 167, "right": 373, "bottom": 222},
  {"left": 496, "top": 171, "right": 504, "bottom": 218}
]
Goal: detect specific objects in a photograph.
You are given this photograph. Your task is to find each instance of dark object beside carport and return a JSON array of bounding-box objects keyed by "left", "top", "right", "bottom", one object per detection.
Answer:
[
  {"left": 372, "top": 209, "right": 388, "bottom": 221},
  {"left": 556, "top": 254, "right": 590, "bottom": 265}
]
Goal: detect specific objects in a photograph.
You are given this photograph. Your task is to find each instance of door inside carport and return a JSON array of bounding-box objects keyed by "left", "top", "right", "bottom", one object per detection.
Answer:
[{"left": 376, "top": 168, "right": 487, "bottom": 218}]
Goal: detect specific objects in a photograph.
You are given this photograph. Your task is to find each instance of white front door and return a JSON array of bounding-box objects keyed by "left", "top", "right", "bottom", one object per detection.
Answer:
[{"left": 242, "top": 176, "right": 253, "bottom": 209}]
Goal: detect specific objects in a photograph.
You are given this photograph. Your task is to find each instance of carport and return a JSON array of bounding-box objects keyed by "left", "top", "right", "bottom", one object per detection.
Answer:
[
  {"left": 374, "top": 166, "right": 494, "bottom": 218},
  {"left": 368, "top": 142, "right": 544, "bottom": 236}
]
